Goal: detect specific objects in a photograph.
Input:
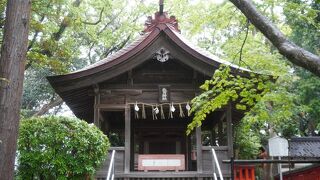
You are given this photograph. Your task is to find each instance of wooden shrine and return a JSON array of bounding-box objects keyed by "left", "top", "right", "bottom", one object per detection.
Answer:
[{"left": 48, "top": 2, "right": 251, "bottom": 179}]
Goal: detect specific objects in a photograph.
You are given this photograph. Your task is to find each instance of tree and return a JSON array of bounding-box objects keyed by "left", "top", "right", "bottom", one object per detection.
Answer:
[
  {"left": 229, "top": 0, "right": 320, "bottom": 77},
  {"left": 19, "top": 0, "right": 154, "bottom": 117},
  {"left": 182, "top": 0, "right": 319, "bottom": 161},
  {"left": 284, "top": 0, "right": 320, "bottom": 136},
  {"left": 0, "top": 0, "right": 31, "bottom": 179},
  {"left": 17, "top": 116, "right": 109, "bottom": 179}
]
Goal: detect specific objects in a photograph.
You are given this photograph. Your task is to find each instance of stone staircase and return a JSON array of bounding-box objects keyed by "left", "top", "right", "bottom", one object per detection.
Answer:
[{"left": 95, "top": 171, "right": 230, "bottom": 180}]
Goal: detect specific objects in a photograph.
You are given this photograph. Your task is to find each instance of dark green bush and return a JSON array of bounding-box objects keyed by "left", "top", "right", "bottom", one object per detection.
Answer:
[{"left": 17, "top": 116, "right": 109, "bottom": 179}]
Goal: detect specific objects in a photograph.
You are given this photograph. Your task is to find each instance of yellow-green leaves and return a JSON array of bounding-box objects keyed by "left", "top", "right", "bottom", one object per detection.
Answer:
[{"left": 187, "top": 65, "right": 273, "bottom": 134}]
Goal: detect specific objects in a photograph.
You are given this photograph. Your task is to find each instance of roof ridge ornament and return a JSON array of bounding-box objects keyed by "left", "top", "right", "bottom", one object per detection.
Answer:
[
  {"left": 143, "top": 0, "right": 180, "bottom": 33},
  {"left": 159, "top": 0, "right": 164, "bottom": 15}
]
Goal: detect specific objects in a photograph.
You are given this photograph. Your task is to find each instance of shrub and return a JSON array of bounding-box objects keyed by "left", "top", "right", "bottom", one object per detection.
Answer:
[{"left": 17, "top": 116, "right": 109, "bottom": 179}]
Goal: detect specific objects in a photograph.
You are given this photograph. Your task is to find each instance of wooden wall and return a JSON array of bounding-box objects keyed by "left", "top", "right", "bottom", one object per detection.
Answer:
[{"left": 202, "top": 146, "right": 230, "bottom": 176}]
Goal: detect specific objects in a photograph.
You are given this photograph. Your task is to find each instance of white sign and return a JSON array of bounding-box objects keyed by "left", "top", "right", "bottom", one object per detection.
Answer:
[
  {"left": 142, "top": 159, "right": 181, "bottom": 167},
  {"left": 268, "top": 136, "right": 289, "bottom": 157}
]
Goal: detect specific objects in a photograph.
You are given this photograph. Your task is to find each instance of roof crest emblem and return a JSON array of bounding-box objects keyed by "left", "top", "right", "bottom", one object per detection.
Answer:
[
  {"left": 153, "top": 47, "right": 171, "bottom": 62},
  {"left": 143, "top": 0, "right": 180, "bottom": 33}
]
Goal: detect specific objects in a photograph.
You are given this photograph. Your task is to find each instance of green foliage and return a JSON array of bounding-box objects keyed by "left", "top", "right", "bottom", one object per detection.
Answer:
[
  {"left": 293, "top": 70, "right": 320, "bottom": 135},
  {"left": 108, "top": 132, "right": 125, "bottom": 147},
  {"left": 1, "top": 0, "right": 318, "bottom": 159},
  {"left": 242, "top": 73, "right": 303, "bottom": 138},
  {"left": 17, "top": 116, "right": 110, "bottom": 179},
  {"left": 283, "top": 0, "right": 320, "bottom": 136},
  {"left": 26, "top": 0, "right": 154, "bottom": 71},
  {"left": 221, "top": 31, "right": 289, "bottom": 75},
  {"left": 187, "top": 65, "right": 273, "bottom": 134},
  {"left": 187, "top": 0, "right": 320, "bottom": 158},
  {"left": 22, "top": 68, "right": 56, "bottom": 112},
  {"left": 234, "top": 120, "right": 261, "bottom": 159},
  {"left": 21, "top": 0, "right": 155, "bottom": 115},
  {"left": 283, "top": 0, "right": 320, "bottom": 53}
]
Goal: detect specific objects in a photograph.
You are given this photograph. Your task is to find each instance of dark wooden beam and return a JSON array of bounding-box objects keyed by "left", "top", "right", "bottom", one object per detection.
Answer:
[
  {"left": 92, "top": 89, "right": 142, "bottom": 96},
  {"left": 93, "top": 85, "right": 100, "bottom": 128},
  {"left": 96, "top": 104, "right": 126, "bottom": 110},
  {"left": 196, "top": 127, "right": 203, "bottom": 172},
  {"left": 99, "top": 83, "right": 202, "bottom": 91},
  {"left": 99, "top": 111, "right": 108, "bottom": 132},
  {"left": 124, "top": 105, "right": 131, "bottom": 173},
  {"left": 127, "top": 70, "right": 133, "bottom": 86},
  {"left": 99, "top": 111, "right": 105, "bottom": 122},
  {"left": 110, "top": 89, "right": 142, "bottom": 96},
  {"left": 192, "top": 70, "right": 197, "bottom": 86}
]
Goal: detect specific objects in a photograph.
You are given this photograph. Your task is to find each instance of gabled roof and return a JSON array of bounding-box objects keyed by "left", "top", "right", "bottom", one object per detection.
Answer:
[
  {"left": 47, "top": 11, "right": 252, "bottom": 121},
  {"left": 47, "top": 11, "right": 250, "bottom": 93}
]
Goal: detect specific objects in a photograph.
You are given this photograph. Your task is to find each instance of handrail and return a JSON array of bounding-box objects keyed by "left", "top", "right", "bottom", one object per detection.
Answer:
[
  {"left": 106, "top": 150, "right": 116, "bottom": 180},
  {"left": 211, "top": 147, "right": 224, "bottom": 180}
]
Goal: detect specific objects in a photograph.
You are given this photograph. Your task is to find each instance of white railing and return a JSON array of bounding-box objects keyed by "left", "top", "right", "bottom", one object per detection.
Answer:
[
  {"left": 211, "top": 147, "right": 224, "bottom": 180},
  {"left": 106, "top": 150, "right": 116, "bottom": 180}
]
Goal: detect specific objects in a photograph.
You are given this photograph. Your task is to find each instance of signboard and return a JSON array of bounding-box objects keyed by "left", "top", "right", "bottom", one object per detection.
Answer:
[
  {"left": 268, "top": 136, "right": 289, "bottom": 157},
  {"left": 142, "top": 159, "right": 181, "bottom": 167},
  {"left": 138, "top": 154, "right": 185, "bottom": 171},
  {"left": 158, "top": 85, "right": 170, "bottom": 103}
]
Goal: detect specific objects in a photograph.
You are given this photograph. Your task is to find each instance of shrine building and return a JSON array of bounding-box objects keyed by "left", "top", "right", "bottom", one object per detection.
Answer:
[{"left": 48, "top": 2, "right": 252, "bottom": 179}]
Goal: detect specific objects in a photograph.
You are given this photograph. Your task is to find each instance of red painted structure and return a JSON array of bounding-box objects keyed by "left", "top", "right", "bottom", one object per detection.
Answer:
[
  {"left": 275, "top": 165, "right": 320, "bottom": 180},
  {"left": 234, "top": 165, "right": 255, "bottom": 180}
]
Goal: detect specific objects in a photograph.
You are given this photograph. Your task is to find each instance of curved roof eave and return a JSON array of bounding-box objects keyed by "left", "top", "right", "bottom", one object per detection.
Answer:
[
  {"left": 47, "top": 23, "right": 251, "bottom": 89},
  {"left": 47, "top": 29, "right": 161, "bottom": 84}
]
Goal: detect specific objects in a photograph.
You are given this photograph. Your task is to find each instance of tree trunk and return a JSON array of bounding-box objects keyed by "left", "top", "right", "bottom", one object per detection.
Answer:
[
  {"left": 0, "top": 0, "right": 31, "bottom": 179},
  {"left": 229, "top": 0, "right": 320, "bottom": 77}
]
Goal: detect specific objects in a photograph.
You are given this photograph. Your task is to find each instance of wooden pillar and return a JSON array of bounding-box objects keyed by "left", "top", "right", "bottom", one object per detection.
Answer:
[
  {"left": 196, "top": 126, "right": 203, "bottom": 172},
  {"left": 186, "top": 135, "right": 190, "bottom": 170},
  {"left": 124, "top": 105, "right": 131, "bottom": 173},
  {"left": 227, "top": 103, "right": 233, "bottom": 157},
  {"left": 212, "top": 126, "right": 216, "bottom": 146},
  {"left": 218, "top": 120, "right": 223, "bottom": 144},
  {"left": 94, "top": 92, "right": 100, "bottom": 128}
]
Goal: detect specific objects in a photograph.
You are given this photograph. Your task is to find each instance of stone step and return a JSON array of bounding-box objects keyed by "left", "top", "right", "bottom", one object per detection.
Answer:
[{"left": 95, "top": 171, "right": 230, "bottom": 180}]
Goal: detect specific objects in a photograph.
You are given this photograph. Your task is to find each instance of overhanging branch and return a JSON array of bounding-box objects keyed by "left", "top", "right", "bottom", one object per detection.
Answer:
[
  {"left": 33, "top": 96, "right": 63, "bottom": 116},
  {"left": 81, "top": 8, "right": 104, "bottom": 25},
  {"left": 229, "top": 0, "right": 320, "bottom": 77}
]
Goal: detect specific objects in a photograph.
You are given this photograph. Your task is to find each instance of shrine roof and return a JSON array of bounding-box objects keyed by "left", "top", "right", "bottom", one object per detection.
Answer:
[
  {"left": 47, "top": 11, "right": 250, "bottom": 92},
  {"left": 46, "top": 10, "right": 253, "bottom": 121},
  {"left": 289, "top": 137, "right": 320, "bottom": 158}
]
